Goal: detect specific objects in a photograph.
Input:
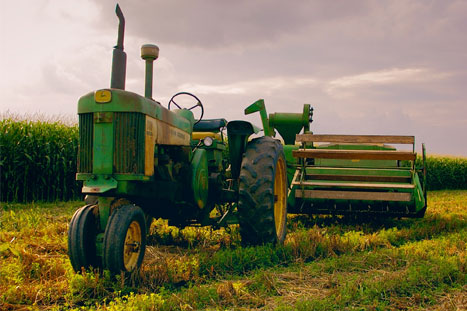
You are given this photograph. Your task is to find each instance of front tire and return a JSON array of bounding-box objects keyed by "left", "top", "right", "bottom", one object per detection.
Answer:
[
  {"left": 103, "top": 204, "right": 147, "bottom": 274},
  {"left": 238, "top": 137, "right": 288, "bottom": 245},
  {"left": 68, "top": 204, "right": 100, "bottom": 272}
]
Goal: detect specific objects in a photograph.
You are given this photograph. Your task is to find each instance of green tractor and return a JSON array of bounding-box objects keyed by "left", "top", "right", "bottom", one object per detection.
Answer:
[
  {"left": 69, "top": 5, "right": 427, "bottom": 275},
  {"left": 69, "top": 5, "right": 290, "bottom": 274}
]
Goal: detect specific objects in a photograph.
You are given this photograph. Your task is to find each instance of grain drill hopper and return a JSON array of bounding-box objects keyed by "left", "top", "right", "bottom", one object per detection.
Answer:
[
  {"left": 290, "top": 135, "right": 427, "bottom": 217},
  {"left": 245, "top": 100, "right": 427, "bottom": 218}
]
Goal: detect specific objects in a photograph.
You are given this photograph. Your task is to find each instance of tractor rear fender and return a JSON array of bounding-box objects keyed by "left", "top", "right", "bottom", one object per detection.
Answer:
[
  {"left": 191, "top": 148, "right": 209, "bottom": 209},
  {"left": 227, "top": 120, "right": 259, "bottom": 179}
]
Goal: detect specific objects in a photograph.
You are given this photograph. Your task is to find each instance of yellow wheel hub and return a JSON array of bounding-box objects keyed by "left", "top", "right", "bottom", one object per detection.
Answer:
[
  {"left": 273, "top": 157, "right": 287, "bottom": 241},
  {"left": 123, "top": 220, "right": 142, "bottom": 271}
]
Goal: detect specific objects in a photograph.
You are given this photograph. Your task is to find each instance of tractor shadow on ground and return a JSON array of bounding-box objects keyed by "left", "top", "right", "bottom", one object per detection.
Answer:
[
  {"left": 287, "top": 213, "right": 421, "bottom": 234},
  {"left": 146, "top": 220, "right": 240, "bottom": 250}
]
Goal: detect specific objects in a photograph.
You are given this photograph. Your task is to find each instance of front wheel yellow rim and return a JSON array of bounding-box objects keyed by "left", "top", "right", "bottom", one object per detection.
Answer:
[
  {"left": 273, "top": 157, "right": 287, "bottom": 241},
  {"left": 123, "top": 220, "right": 142, "bottom": 271}
]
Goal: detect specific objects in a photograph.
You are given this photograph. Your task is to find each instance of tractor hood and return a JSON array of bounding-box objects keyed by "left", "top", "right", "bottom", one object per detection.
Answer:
[{"left": 78, "top": 88, "right": 194, "bottom": 133}]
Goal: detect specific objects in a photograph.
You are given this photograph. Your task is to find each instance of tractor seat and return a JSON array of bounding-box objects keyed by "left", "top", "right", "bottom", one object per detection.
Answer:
[{"left": 193, "top": 118, "right": 227, "bottom": 132}]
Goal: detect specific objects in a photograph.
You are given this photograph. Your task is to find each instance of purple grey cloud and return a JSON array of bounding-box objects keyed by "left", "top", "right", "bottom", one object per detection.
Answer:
[{"left": 1, "top": 0, "right": 466, "bottom": 155}]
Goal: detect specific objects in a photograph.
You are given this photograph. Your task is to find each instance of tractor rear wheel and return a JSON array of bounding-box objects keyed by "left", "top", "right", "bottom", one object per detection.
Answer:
[
  {"left": 103, "top": 204, "right": 147, "bottom": 274},
  {"left": 68, "top": 204, "right": 100, "bottom": 272},
  {"left": 238, "top": 137, "right": 287, "bottom": 245}
]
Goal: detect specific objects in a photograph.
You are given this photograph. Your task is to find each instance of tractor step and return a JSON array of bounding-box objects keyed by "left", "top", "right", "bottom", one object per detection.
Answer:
[
  {"left": 293, "top": 181, "right": 415, "bottom": 190},
  {"left": 305, "top": 166, "right": 412, "bottom": 183},
  {"left": 307, "top": 174, "right": 411, "bottom": 183},
  {"left": 295, "top": 190, "right": 412, "bottom": 202},
  {"left": 295, "top": 134, "right": 415, "bottom": 144},
  {"left": 293, "top": 149, "right": 416, "bottom": 161}
]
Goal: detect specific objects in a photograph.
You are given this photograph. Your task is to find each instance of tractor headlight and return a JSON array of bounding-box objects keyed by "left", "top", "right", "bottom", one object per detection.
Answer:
[{"left": 203, "top": 136, "right": 213, "bottom": 147}]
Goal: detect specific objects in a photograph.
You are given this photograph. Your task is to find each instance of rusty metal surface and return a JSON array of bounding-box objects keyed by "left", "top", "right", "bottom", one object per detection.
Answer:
[
  {"left": 144, "top": 116, "right": 157, "bottom": 176},
  {"left": 77, "top": 113, "right": 93, "bottom": 173},
  {"left": 114, "top": 112, "right": 145, "bottom": 174}
]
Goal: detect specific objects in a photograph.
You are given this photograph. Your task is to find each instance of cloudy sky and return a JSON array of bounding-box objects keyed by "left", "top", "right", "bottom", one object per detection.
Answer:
[{"left": 1, "top": 0, "right": 466, "bottom": 156}]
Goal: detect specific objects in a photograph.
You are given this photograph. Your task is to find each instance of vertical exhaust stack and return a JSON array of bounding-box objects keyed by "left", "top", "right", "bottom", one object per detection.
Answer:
[
  {"left": 141, "top": 44, "right": 159, "bottom": 99},
  {"left": 110, "top": 4, "right": 126, "bottom": 90}
]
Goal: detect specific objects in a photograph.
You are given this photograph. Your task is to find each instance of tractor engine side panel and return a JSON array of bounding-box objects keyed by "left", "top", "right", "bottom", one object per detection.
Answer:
[
  {"left": 145, "top": 115, "right": 191, "bottom": 176},
  {"left": 114, "top": 112, "right": 145, "bottom": 175}
]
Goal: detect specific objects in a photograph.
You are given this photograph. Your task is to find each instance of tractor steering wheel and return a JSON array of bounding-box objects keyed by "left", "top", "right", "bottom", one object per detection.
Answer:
[{"left": 168, "top": 92, "right": 204, "bottom": 124}]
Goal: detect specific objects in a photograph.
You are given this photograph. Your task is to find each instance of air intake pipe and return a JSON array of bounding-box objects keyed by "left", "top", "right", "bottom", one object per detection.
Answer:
[{"left": 141, "top": 44, "right": 159, "bottom": 99}]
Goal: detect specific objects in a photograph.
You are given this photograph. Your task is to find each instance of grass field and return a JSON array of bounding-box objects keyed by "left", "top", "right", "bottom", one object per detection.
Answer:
[{"left": 0, "top": 190, "right": 466, "bottom": 310}]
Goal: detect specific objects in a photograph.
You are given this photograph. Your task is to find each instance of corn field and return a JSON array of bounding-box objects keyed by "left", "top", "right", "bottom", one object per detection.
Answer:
[
  {"left": 0, "top": 118, "right": 80, "bottom": 202},
  {"left": 1, "top": 118, "right": 467, "bottom": 202},
  {"left": 419, "top": 155, "right": 467, "bottom": 190}
]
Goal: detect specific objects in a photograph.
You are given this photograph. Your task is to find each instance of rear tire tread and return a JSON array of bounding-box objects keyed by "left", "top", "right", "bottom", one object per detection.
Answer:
[{"left": 238, "top": 137, "right": 287, "bottom": 245}]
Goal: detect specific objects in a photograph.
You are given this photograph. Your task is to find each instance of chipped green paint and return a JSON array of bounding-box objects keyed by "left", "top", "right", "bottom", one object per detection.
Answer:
[
  {"left": 93, "top": 121, "right": 114, "bottom": 175},
  {"left": 78, "top": 89, "right": 193, "bottom": 134}
]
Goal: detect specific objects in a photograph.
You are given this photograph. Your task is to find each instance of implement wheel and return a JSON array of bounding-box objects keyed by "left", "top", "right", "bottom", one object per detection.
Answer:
[
  {"left": 238, "top": 137, "right": 287, "bottom": 245},
  {"left": 68, "top": 204, "right": 100, "bottom": 272},
  {"left": 103, "top": 204, "right": 147, "bottom": 274}
]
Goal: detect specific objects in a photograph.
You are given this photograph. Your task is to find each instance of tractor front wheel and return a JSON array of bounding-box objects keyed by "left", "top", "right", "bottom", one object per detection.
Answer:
[
  {"left": 68, "top": 204, "right": 100, "bottom": 272},
  {"left": 103, "top": 204, "right": 147, "bottom": 274},
  {"left": 238, "top": 137, "right": 288, "bottom": 245}
]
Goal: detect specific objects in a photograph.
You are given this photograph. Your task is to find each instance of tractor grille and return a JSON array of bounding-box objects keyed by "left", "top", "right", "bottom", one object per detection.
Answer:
[
  {"left": 114, "top": 112, "right": 145, "bottom": 174},
  {"left": 77, "top": 113, "right": 94, "bottom": 173}
]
